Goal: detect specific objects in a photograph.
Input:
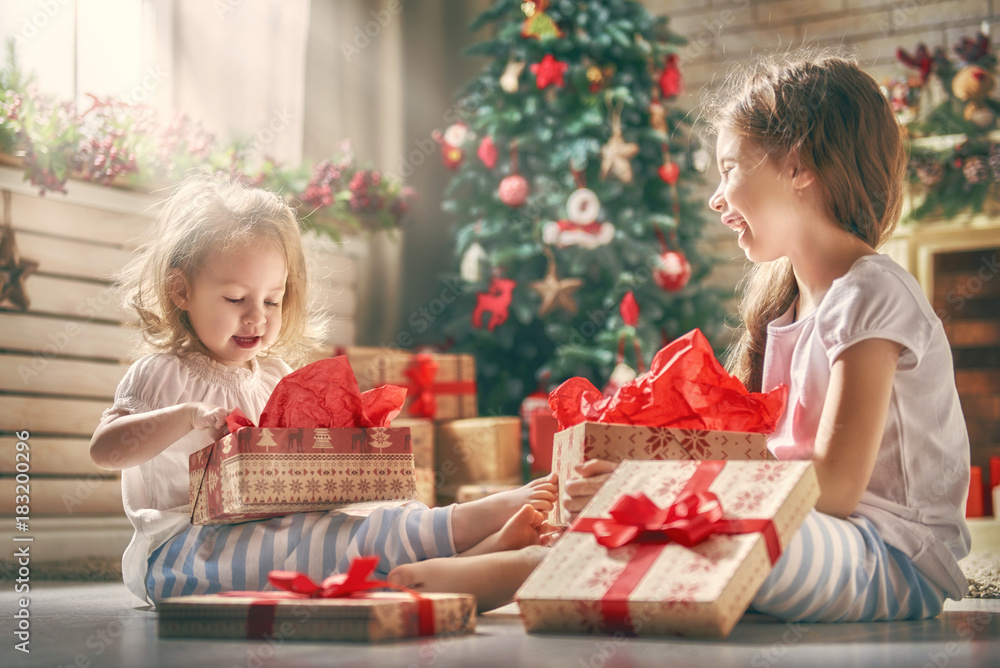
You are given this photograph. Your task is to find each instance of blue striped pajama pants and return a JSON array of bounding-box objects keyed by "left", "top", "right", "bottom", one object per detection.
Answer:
[
  {"left": 145, "top": 501, "right": 454, "bottom": 604},
  {"left": 750, "top": 510, "right": 950, "bottom": 622}
]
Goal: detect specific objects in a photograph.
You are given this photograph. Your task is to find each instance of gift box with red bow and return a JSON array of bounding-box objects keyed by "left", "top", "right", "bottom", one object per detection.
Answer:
[
  {"left": 342, "top": 346, "right": 478, "bottom": 421},
  {"left": 158, "top": 557, "right": 475, "bottom": 642},
  {"left": 190, "top": 357, "right": 417, "bottom": 525},
  {"left": 548, "top": 329, "right": 787, "bottom": 525},
  {"left": 515, "top": 459, "right": 819, "bottom": 638}
]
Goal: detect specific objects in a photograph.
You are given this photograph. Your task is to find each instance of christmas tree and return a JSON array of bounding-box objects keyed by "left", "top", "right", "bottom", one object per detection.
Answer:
[{"left": 432, "top": 0, "right": 728, "bottom": 415}]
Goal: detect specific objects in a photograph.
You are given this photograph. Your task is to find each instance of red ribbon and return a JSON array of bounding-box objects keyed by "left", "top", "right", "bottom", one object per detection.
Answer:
[
  {"left": 219, "top": 557, "right": 436, "bottom": 639},
  {"left": 569, "top": 461, "right": 782, "bottom": 634},
  {"left": 404, "top": 353, "right": 476, "bottom": 419}
]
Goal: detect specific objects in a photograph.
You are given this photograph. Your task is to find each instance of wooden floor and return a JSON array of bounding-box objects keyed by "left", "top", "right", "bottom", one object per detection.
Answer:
[{"left": 4, "top": 581, "right": 1000, "bottom": 668}]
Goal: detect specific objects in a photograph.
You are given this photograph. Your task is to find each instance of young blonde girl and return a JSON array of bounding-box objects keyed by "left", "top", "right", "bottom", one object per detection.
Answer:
[
  {"left": 91, "top": 176, "right": 555, "bottom": 606},
  {"left": 393, "top": 53, "right": 973, "bottom": 620}
]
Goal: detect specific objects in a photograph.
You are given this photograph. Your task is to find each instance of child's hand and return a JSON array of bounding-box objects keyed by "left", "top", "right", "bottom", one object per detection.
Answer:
[
  {"left": 562, "top": 458, "right": 617, "bottom": 523},
  {"left": 187, "top": 403, "right": 230, "bottom": 440}
]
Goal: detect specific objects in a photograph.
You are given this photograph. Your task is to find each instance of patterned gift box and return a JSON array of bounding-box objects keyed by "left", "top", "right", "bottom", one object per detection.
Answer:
[
  {"left": 190, "top": 427, "right": 417, "bottom": 525},
  {"left": 158, "top": 559, "right": 475, "bottom": 642},
  {"left": 414, "top": 467, "right": 436, "bottom": 507},
  {"left": 516, "top": 459, "right": 819, "bottom": 638},
  {"left": 391, "top": 418, "right": 435, "bottom": 469},
  {"left": 551, "top": 422, "right": 772, "bottom": 525},
  {"left": 343, "top": 347, "right": 477, "bottom": 420},
  {"left": 434, "top": 417, "right": 522, "bottom": 503}
]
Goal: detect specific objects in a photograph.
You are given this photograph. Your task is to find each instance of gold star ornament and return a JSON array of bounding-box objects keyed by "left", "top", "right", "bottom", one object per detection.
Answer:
[
  {"left": 530, "top": 247, "right": 582, "bottom": 317},
  {"left": 600, "top": 102, "right": 639, "bottom": 183}
]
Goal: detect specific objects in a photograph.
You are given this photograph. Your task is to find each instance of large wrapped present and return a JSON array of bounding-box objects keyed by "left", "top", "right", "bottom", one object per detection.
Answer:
[
  {"left": 516, "top": 459, "right": 819, "bottom": 638},
  {"left": 434, "top": 417, "right": 522, "bottom": 503},
  {"left": 343, "top": 346, "right": 477, "bottom": 420},
  {"left": 190, "top": 357, "right": 416, "bottom": 525},
  {"left": 158, "top": 557, "right": 475, "bottom": 642},
  {"left": 549, "top": 329, "right": 787, "bottom": 525},
  {"left": 414, "top": 467, "right": 436, "bottom": 507}
]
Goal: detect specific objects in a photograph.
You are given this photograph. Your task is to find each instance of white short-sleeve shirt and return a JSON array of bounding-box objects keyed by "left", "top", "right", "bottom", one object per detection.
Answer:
[
  {"left": 762, "top": 254, "right": 971, "bottom": 600},
  {"left": 106, "top": 352, "right": 291, "bottom": 603}
]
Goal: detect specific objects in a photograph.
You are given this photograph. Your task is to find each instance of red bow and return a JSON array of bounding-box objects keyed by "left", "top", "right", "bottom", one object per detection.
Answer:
[
  {"left": 221, "top": 557, "right": 434, "bottom": 638},
  {"left": 569, "top": 461, "right": 782, "bottom": 635},
  {"left": 589, "top": 491, "right": 724, "bottom": 550},
  {"left": 404, "top": 354, "right": 439, "bottom": 418}
]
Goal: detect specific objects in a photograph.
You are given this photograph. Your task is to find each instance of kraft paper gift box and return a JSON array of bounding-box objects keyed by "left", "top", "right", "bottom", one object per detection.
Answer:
[
  {"left": 343, "top": 347, "right": 478, "bottom": 421},
  {"left": 158, "top": 558, "right": 475, "bottom": 642},
  {"left": 550, "top": 422, "right": 772, "bottom": 525},
  {"left": 516, "top": 459, "right": 819, "bottom": 638},
  {"left": 393, "top": 418, "right": 436, "bottom": 506},
  {"left": 433, "top": 417, "right": 522, "bottom": 502},
  {"left": 190, "top": 427, "right": 417, "bottom": 526}
]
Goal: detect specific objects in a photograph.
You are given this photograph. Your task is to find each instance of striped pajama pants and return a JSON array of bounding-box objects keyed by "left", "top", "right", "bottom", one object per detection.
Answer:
[
  {"left": 750, "top": 510, "right": 949, "bottom": 622},
  {"left": 145, "top": 501, "right": 454, "bottom": 604}
]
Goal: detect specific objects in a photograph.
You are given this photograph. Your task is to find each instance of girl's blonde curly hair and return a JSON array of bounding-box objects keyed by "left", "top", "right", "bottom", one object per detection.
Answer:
[{"left": 118, "top": 175, "right": 325, "bottom": 368}]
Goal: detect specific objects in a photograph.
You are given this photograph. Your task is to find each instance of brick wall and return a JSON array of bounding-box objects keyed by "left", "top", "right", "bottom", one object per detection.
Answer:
[{"left": 645, "top": 0, "right": 1000, "bottom": 322}]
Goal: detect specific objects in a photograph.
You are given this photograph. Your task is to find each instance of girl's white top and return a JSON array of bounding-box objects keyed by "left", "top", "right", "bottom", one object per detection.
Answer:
[
  {"left": 106, "top": 351, "right": 291, "bottom": 603},
  {"left": 763, "top": 254, "right": 971, "bottom": 600}
]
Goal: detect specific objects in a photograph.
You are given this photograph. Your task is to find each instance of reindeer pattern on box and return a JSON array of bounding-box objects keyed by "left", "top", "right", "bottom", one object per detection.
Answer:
[{"left": 191, "top": 427, "right": 417, "bottom": 525}]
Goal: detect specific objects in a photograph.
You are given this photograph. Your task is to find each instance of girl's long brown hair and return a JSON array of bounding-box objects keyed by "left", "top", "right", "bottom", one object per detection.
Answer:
[{"left": 705, "top": 53, "right": 907, "bottom": 391}]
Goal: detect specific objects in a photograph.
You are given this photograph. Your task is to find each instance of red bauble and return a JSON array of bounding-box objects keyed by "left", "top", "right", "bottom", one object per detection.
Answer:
[
  {"left": 658, "top": 162, "right": 680, "bottom": 185},
  {"left": 659, "top": 54, "right": 683, "bottom": 99},
  {"left": 653, "top": 250, "right": 691, "bottom": 292},
  {"left": 498, "top": 174, "right": 529, "bottom": 207},
  {"left": 478, "top": 136, "right": 498, "bottom": 169}
]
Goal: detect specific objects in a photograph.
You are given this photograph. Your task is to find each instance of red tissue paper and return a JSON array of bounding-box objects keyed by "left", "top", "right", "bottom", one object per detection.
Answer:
[
  {"left": 226, "top": 356, "right": 408, "bottom": 431},
  {"left": 549, "top": 329, "right": 787, "bottom": 433}
]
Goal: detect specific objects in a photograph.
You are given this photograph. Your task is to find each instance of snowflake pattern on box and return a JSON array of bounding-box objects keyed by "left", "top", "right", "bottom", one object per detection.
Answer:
[
  {"left": 189, "top": 427, "right": 416, "bottom": 525},
  {"left": 517, "top": 459, "right": 818, "bottom": 638},
  {"left": 550, "top": 423, "right": 772, "bottom": 525}
]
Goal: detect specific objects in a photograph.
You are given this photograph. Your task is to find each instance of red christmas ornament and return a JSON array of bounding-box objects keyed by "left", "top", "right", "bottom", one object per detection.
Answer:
[
  {"left": 531, "top": 54, "right": 569, "bottom": 89},
  {"left": 659, "top": 54, "right": 683, "bottom": 99},
  {"left": 472, "top": 277, "right": 516, "bottom": 331},
  {"left": 499, "top": 174, "right": 529, "bottom": 207},
  {"left": 658, "top": 161, "right": 680, "bottom": 185},
  {"left": 620, "top": 291, "right": 639, "bottom": 326},
  {"left": 653, "top": 249, "right": 691, "bottom": 292},
  {"left": 478, "top": 136, "right": 498, "bottom": 169}
]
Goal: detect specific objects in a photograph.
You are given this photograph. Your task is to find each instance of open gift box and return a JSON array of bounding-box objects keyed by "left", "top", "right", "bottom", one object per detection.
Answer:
[
  {"left": 188, "top": 356, "right": 419, "bottom": 525},
  {"left": 516, "top": 459, "right": 819, "bottom": 638},
  {"left": 548, "top": 329, "right": 788, "bottom": 525},
  {"left": 189, "top": 427, "right": 417, "bottom": 525}
]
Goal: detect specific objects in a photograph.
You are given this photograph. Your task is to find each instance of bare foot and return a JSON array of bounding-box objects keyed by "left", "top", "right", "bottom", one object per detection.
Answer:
[
  {"left": 388, "top": 545, "right": 549, "bottom": 612},
  {"left": 451, "top": 475, "right": 557, "bottom": 552},
  {"left": 460, "top": 504, "right": 544, "bottom": 557}
]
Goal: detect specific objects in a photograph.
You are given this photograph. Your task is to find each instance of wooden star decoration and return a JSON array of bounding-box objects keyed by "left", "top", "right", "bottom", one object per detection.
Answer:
[
  {"left": 600, "top": 129, "right": 640, "bottom": 183},
  {"left": 0, "top": 219, "right": 38, "bottom": 311},
  {"left": 530, "top": 252, "right": 582, "bottom": 317}
]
